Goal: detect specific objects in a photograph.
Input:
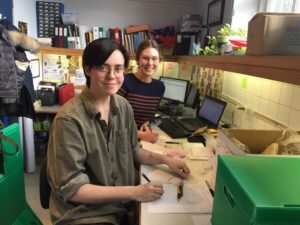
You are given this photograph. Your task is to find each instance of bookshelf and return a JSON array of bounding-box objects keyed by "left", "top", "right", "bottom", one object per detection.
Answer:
[{"left": 37, "top": 47, "right": 300, "bottom": 86}]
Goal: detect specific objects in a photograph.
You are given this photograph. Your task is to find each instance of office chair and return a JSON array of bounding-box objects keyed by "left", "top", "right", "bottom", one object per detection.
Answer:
[{"left": 39, "top": 157, "right": 50, "bottom": 209}]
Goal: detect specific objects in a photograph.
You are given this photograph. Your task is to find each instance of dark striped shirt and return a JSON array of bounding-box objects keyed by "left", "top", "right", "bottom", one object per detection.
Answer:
[{"left": 118, "top": 73, "right": 165, "bottom": 128}]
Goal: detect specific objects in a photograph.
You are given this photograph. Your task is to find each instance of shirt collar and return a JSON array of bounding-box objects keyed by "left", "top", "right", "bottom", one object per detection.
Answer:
[{"left": 80, "top": 87, "right": 120, "bottom": 118}]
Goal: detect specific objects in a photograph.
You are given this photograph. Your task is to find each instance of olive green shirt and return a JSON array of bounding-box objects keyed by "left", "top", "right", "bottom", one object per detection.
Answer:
[{"left": 47, "top": 87, "right": 140, "bottom": 225}]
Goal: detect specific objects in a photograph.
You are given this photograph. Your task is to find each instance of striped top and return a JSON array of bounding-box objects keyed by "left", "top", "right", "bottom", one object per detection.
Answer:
[{"left": 118, "top": 73, "right": 165, "bottom": 128}]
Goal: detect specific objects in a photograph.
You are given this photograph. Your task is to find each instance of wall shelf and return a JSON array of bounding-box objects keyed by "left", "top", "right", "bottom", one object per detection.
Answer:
[
  {"left": 177, "top": 55, "right": 300, "bottom": 86},
  {"left": 38, "top": 47, "right": 300, "bottom": 86}
]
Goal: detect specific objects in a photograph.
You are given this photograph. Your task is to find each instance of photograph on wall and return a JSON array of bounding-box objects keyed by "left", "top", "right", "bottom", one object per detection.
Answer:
[{"left": 18, "top": 21, "right": 28, "bottom": 34}]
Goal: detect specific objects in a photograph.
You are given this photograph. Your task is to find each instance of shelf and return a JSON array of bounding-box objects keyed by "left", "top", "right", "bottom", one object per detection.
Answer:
[
  {"left": 177, "top": 55, "right": 300, "bottom": 86},
  {"left": 38, "top": 46, "right": 83, "bottom": 57},
  {"left": 37, "top": 47, "right": 300, "bottom": 86}
]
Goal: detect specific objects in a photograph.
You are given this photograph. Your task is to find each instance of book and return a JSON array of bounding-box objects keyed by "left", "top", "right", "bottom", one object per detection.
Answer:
[
  {"left": 109, "top": 27, "right": 122, "bottom": 45},
  {"left": 93, "top": 26, "right": 100, "bottom": 40},
  {"left": 125, "top": 24, "right": 149, "bottom": 33}
]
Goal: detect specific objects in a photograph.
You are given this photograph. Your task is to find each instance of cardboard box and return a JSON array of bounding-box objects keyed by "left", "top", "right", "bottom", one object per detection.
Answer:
[
  {"left": 211, "top": 155, "right": 300, "bottom": 225},
  {"left": 246, "top": 13, "right": 300, "bottom": 55},
  {"left": 216, "top": 129, "right": 284, "bottom": 155}
]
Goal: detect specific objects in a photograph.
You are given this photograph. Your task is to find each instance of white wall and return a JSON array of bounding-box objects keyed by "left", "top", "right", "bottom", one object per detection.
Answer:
[
  {"left": 222, "top": 72, "right": 300, "bottom": 130},
  {"left": 12, "top": 0, "right": 200, "bottom": 38},
  {"left": 13, "top": 0, "right": 38, "bottom": 37},
  {"left": 231, "top": 0, "right": 260, "bottom": 31}
]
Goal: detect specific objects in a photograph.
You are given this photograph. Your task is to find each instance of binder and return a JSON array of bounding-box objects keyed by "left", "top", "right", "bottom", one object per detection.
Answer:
[
  {"left": 58, "top": 24, "right": 64, "bottom": 48},
  {"left": 109, "top": 27, "right": 122, "bottom": 45},
  {"left": 174, "top": 32, "right": 199, "bottom": 55},
  {"left": 93, "top": 26, "right": 100, "bottom": 40},
  {"left": 63, "top": 25, "right": 68, "bottom": 48}
]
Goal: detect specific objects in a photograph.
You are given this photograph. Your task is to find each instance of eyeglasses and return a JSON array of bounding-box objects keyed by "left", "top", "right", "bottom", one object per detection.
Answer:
[
  {"left": 95, "top": 64, "right": 125, "bottom": 78},
  {"left": 141, "top": 56, "right": 159, "bottom": 63}
]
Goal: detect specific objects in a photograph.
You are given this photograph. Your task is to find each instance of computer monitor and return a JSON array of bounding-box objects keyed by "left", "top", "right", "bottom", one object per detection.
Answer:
[
  {"left": 184, "top": 84, "right": 200, "bottom": 109},
  {"left": 159, "top": 76, "right": 189, "bottom": 104}
]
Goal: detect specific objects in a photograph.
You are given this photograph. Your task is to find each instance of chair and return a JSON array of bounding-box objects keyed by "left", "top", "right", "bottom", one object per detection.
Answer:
[{"left": 39, "top": 157, "right": 51, "bottom": 209}]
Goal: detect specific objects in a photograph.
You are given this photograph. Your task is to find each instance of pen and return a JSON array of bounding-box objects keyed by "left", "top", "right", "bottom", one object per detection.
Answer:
[
  {"left": 142, "top": 173, "right": 151, "bottom": 182},
  {"left": 205, "top": 180, "right": 214, "bottom": 197},
  {"left": 165, "top": 141, "right": 181, "bottom": 144}
]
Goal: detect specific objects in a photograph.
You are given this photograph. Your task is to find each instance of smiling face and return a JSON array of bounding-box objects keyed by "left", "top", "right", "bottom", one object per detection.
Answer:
[
  {"left": 84, "top": 50, "right": 125, "bottom": 98},
  {"left": 137, "top": 47, "right": 160, "bottom": 79}
]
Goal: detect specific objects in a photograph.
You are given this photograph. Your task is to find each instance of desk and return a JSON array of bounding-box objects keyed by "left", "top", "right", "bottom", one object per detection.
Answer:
[{"left": 140, "top": 130, "right": 214, "bottom": 225}]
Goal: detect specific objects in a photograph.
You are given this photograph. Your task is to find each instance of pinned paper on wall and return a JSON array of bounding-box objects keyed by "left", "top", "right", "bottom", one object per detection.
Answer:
[
  {"left": 162, "top": 62, "right": 179, "bottom": 78},
  {"left": 178, "top": 63, "right": 193, "bottom": 80}
]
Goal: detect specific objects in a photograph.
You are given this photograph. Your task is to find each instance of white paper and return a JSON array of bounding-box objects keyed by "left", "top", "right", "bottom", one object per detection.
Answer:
[{"left": 147, "top": 181, "right": 213, "bottom": 214}]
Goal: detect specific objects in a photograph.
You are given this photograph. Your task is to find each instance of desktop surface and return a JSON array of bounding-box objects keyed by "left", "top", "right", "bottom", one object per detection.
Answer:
[{"left": 140, "top": 129, "right": 214, "bottom": 225}]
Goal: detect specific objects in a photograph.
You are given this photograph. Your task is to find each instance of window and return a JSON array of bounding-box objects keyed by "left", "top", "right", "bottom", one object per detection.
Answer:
[{"left": 260, "top": 0, "right": 300, "bottom": 12}]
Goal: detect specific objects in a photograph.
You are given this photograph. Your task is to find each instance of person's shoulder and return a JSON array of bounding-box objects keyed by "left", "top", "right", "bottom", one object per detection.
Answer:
[
  {"left": 152, "top": 78, "right": 165, "bottom": 88},
  {"left": 56, "top": 95, "right": 83, "bottom": 118}
]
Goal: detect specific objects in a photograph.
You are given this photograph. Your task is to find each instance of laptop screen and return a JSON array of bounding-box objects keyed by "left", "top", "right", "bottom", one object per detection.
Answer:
[{"left": 197, "top": 96, "right": 227, "bottom": 125}]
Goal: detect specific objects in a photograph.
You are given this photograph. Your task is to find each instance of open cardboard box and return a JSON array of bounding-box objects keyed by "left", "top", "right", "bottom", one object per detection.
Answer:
[{"left": 217, "top": 129, "right": 284, "bottom": 155}]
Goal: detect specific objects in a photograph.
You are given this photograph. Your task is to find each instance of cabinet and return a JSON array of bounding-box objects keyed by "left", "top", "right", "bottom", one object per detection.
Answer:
[{"left": 38, "top": 47, "right": 300, "bottom": 86}]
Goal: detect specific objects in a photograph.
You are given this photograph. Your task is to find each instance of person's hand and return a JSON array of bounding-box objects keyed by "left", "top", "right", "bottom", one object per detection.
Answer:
[
  {"left": 139, "top": 130, "right": 159, "bottom": 143},
  {"left": 164, "top": 157, "right": 190, "bottom": 178},
  {"left": 134, "top": 183, "right": 164, "bottom": 202},
  {"left": 139, "top": 122, "right": 159, "bottom": 143}
]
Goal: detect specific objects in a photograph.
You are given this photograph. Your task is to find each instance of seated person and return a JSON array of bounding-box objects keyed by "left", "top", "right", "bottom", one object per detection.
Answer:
[
  {"left": 47, "top": 38, "right": 190, "bottom": 225},
  {"left": 118, "top": 40, "right": 165, "bottom": 143}
]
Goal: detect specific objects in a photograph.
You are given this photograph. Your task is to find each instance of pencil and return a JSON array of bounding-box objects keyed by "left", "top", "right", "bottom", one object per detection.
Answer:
[
  {"left": 142, "top": 173, "right": 151, "bottom": 182},
  {"left": 177, "top": 183, "right": 184, "bottom": 200},
  {"left": 205, "top": 180, "right": 214, "bottom": 197}
]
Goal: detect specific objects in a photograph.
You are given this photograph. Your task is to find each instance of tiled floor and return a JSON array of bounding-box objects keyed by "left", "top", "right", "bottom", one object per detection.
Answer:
[{"left": 24, "top": 165, "right": 52, "bottom": 225}]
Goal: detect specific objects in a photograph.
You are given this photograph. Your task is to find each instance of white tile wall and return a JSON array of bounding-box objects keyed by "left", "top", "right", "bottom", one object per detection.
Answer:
[{"left": 222, "top": 72, "right": 300, "bottom": 130}]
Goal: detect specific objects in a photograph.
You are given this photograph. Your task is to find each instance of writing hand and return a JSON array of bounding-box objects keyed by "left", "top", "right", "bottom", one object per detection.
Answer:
[{"left": 134, "top": 183, "right": 164, "bottom": 202}]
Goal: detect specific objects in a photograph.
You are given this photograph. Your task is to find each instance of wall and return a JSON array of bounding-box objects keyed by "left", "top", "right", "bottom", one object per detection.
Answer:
[
  {"left": 13, "top": 0, "right": 38, "bottom": 37},
  {"left": 222, "top": 72, "right": 300, "bottom": 130},
  {"left": 231, "top": 0, "right": 260, "bottom": 31},
  {"left": 12, "top": 0, "right": 200, "bottom": 38}
]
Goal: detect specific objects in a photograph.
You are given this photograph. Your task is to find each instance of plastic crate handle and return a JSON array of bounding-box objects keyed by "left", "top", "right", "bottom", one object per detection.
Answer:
[
  {"left": 0, "top": 132, "right": 19, "bottom": 155},
  {"left": 224, "top": 185, "right": 236, "bottom": 208}
]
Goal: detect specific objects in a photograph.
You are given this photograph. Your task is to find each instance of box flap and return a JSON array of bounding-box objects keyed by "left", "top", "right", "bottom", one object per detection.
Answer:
[
  {"left": 224, "top": 129, "right": 284, "bottom": 154},
  {"left": 251, "top": 12, "right": 300, "bottom": 21}
]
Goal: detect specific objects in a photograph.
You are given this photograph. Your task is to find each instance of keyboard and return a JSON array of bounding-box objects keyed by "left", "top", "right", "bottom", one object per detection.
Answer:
[
  {"left": 158, "top": 118, "right": 191, "bottom": 139},
  {"left": 175, "top": 118, "right": 200, "bottom": 132}
]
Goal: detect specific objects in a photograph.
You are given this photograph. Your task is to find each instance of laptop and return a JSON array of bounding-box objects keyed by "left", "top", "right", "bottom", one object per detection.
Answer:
[{"left": 175, "top": 95, "right": 227, "bottom": 132}]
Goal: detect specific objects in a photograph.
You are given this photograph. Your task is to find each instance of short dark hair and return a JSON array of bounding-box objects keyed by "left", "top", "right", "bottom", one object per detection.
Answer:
[
  {"left": 135, "top": 39, "right": 161, "bottom": 62},
  {"left": 82, "top": 38, "right": 129, "bottom": 87}
]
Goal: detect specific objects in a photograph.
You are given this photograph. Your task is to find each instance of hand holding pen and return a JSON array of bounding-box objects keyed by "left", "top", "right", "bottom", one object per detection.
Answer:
[{"left": 138, "top": 173, "right": 164, "bottom": 202}]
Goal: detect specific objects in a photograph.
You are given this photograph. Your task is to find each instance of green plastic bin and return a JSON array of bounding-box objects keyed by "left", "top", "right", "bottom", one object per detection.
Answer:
[
  {"left": 212, "top": 155, "right": 300, "bottom": 225},
  {"left": 0, "top": 123, "right": 42, "bottom": 225}
]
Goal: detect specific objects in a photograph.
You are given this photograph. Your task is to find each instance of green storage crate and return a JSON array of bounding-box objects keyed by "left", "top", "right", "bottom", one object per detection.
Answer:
[
  {"left": 0, "top": 123, "right": 42, "bottom": 225},
  {"left": 212, "top": 155, "right": 300, "bottom": 225}
]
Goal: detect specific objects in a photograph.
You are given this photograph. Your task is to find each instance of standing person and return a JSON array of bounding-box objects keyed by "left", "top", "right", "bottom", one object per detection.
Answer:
[
  {"left": 47, "top": 38, "right": 190, "bottom": 225},
  {"left": 118, "top": 39, "right": 165, "bottom": 144}
]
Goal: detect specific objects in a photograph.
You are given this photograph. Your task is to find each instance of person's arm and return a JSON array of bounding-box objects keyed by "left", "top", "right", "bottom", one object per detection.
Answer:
[
  {"left": 134, "top": 148, "right": 190, "bottom": 178},
  {"left": 70, "top": 182, "right": 164, "bottom": 204}
]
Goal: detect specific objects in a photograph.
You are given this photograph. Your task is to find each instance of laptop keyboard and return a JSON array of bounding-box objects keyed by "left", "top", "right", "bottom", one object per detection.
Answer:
[
  {"left": 175, "top": 119, "right": 198, "bottom": 132},
  {"left": 158, "top": 118, "right": 191, "bottom": 139}
]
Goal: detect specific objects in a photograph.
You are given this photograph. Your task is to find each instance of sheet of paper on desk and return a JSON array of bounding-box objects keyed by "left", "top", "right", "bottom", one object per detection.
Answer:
[
  {"left": 184, "top": 143, "right": 213, "bottom": 160},
  {"left": 147, "top": 181, "right": 213, "bottom": 214}
]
